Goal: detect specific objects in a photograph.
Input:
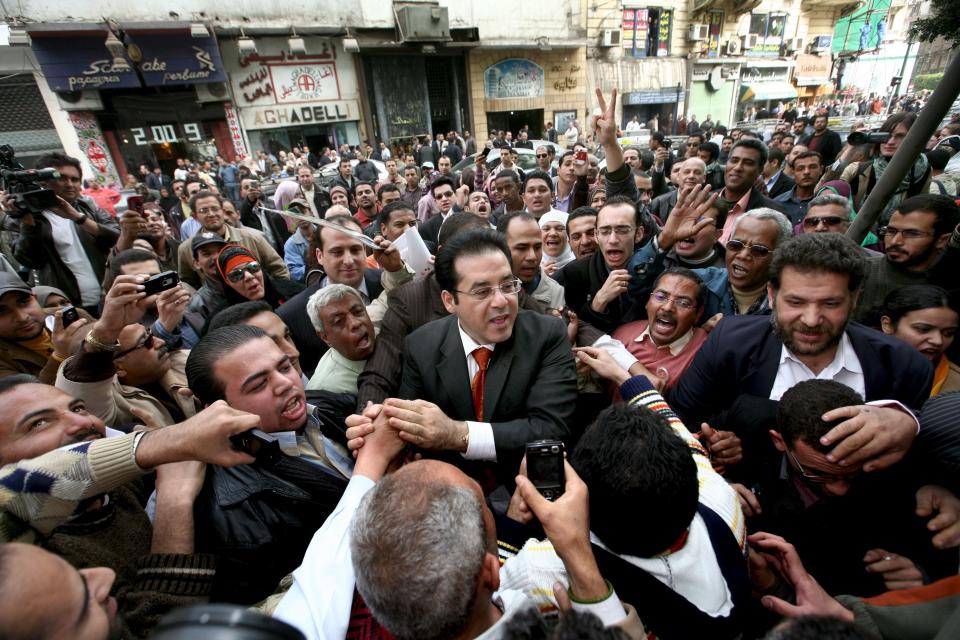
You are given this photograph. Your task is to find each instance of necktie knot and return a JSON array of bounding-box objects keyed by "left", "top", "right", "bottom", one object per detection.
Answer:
[{"left": 472, "top": 347, "right": 491, "bottom": 371}]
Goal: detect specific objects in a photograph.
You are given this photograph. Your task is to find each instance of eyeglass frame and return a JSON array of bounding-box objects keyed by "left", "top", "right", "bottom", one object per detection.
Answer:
[
  {"left": 196, "top": 205, "right": 224, "bottom": 215},
  {"left": 650, "top": 289, "right": 697, "bottom": 310},
  {"left": 879, "top": 225, "right": 935, "bottom": 240},
  {"left": 725, "top": 238, "right": 772, "bottom": 257},
  {"left": 452, "top": 277, "right": 523, "bottom": 301},
  {"left": 114, "top": 330, "right": 157, "bottom": 360},
  {"left": 596, "top": 224, "right": 636, "bottom": 238},
  {"left": 787, "top": 449, "right": 859, "bottom": 485},
  {"left": 802, "top": 216, "right": 847, "bottom": 229},
  {"left": 227, "top": 261, "right": 262, "bottom": 283}
]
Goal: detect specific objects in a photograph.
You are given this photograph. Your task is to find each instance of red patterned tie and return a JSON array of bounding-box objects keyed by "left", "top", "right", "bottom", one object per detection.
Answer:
[{"left": 471, "top": 347, "right": 492, "bottom": 421}]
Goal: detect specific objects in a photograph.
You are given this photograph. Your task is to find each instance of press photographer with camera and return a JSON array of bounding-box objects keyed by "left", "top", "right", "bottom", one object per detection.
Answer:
[
  {"left": 5, "top": 151, "right": 120, "bottom": 314},
  {"left": 819, "top": 113, "right": 932, "bottom": 227}
]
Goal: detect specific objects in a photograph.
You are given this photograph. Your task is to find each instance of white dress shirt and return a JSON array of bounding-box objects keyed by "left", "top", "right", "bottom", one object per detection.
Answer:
[
  {"left": 43, "top": 212, "right": 101, "bottom": 306},
  {"left": 770, "top": 333, "right": 864, "bottom": 401},
  {"left": 458, "top": 322, "right": 499, "bottom": 461}
]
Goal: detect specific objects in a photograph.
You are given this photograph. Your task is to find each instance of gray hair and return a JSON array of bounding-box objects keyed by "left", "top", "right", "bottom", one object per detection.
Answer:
[
  {"left": 351, "top": 476, "right": 487, "bottom": 640},
  {"left": 730, "top": 207, "right": 793, "bottom": 245},
  {"left": 305, "top": 284, "right": 363, "bottom": 333},
  {"left": 806, "top": 193, "right": 852, "bottom": 220}
]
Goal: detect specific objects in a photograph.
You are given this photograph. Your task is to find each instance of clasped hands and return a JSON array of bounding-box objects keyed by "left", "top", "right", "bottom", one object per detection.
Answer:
[{"left": 346, "top": 399, "right": 468, "bottom": 456}]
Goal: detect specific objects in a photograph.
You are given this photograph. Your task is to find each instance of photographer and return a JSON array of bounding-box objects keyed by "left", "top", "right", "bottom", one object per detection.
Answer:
[
  {"left": 7, "top": 152, "right": 120, "bottom": 314},
  {"left": 819, "top": 113, "right": 932, "bottom": 227}
]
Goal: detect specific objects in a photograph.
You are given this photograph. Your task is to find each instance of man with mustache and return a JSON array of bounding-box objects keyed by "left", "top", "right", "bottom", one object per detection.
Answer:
[
  {"left": 612, "top": 268, "right": 709, "bottom": 390},
  {"left": 305, "top": 285, "right": 376, "bottom": 394},
  {"left": 856, "top": 194, "right": 960, "bottom": 321}
]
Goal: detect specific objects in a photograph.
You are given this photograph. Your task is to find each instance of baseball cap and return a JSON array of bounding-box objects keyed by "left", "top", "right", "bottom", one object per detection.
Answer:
[
  {"left": 0, "top": 273, "right": 32, "bottom": 298},
  {"left": 287, "top": 198, "right": 310, "bottom": 211},
  {"left": 422, "top": 161, "right": 435, "bottom": 169},
  {"left": 937, "top": 135, "right": 960, "bottom": 153},
  {"left": 191, "top": 231, "right": 228, "bottom": 257}
]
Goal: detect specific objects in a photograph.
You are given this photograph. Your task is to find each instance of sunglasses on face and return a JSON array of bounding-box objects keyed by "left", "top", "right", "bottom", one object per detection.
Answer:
[
  {"left": 725, "top": 239, "right": 771, "bottom": 257},
  {"left": 227, "top": 262, "right": 262, "bottom": 283},
  {"left": 803, "top": 216, "right": 846, "bottom": 229}
]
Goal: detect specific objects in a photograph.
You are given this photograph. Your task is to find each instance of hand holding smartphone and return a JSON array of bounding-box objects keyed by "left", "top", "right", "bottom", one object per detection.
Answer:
[{"left": 525, "top": 440, "right": 566, "bottom": 501}]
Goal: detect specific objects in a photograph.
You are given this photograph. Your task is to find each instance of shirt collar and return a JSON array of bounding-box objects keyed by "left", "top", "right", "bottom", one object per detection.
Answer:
[
  {"left": 328, "top": 348, "right": 367, "bottom": 371},
  {"left": 458, "top": 321, "right": 496, "bottom": 359},
  {"left": 780, "top": 332, "right": 862, "bottom": 376},
  {"left": 722, "top": 187, "right": 753, "bottom": 214},
  {"left": 764, "top": 169, "right": 782, "bottom": 189},
  {"left": 320, "top": 276, "right": 370, "bottom": 300},
  {"left": 636, "top": 323, "right": 695, "bottom": 356}
]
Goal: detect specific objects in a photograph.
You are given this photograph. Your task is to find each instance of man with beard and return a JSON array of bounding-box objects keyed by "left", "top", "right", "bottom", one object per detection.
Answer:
[
  {"left": 239, "top": 178, "right": 291, "bottom": 255},
  {"left": 305, "top": 284, "right": 376, "bottom": 394},
  {"left": 670, "top": 233, "right": 933, "bottom": 476},
  {"left": 856, "top": 194, "right": 959, "bottom": 320},
  {"left": 352, "top": 181, "right": 379, "bottom": 234},
  {"left": 799, "top": 114, "right": 843, "bottom": 166},
  {"left": 567, "top": 207, "right": 598, "bottom": 259},
  {"left": 56, "top": 274, "right": 197, "bottom": 427},
  {"left": 613, "top": 268, "right": 709, "bottom": 390}
]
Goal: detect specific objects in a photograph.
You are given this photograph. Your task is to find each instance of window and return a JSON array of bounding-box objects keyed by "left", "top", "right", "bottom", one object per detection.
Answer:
[
  {"left": 704, "top": 10, "right": 724, "bottom": 58},
  {"left": 748, "top": 12, "right": 787, "bottom": 56},
  {"left": 622, "top": 7, "right": 673, "bottom": 58}
]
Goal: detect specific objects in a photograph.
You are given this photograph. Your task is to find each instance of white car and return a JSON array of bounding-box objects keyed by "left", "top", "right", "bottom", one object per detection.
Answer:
[{"left": 318, "top": 157, "right": 388, "bottom": 187}]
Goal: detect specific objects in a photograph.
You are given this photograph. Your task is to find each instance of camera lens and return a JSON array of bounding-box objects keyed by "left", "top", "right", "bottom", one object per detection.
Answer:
[{"left": 550, "top": 446, "right": 559, "bottom": 453}]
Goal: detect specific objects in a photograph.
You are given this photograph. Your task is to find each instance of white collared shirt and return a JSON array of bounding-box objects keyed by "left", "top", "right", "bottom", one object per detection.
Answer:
[
  {"left": 635, "top": 324, "right": 695, "bottom": 357},
  {"left": 458, "top": 321, "right": 498, "bottom": 461},
  {"left": 320, "top": 276, "right": 370, "bottom": 304},
  {"left": 770, "top": 332, "right": 864, "bottom": 401}
]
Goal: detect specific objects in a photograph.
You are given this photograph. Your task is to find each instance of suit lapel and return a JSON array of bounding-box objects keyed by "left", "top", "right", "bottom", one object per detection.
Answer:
[
  {"left": 436, "top": 318, "right": 475, "bottom": 419},
  {"left": 741, "top": 324, "right": 782, "bottom": 396}
]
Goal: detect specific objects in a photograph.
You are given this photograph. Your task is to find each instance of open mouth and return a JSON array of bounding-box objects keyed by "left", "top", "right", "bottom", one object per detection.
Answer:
[
  {"left": 489, "top": 314, "right": 509, "bottom": 327},
  {"left": 653, "top": 315, "right": 676, "bottom": 333},
  {"left": 730, "top": 264, "right": 749, "bottom": 278},
  {"left": 280, "top": 395, "right": 306, "bottom": 421}
]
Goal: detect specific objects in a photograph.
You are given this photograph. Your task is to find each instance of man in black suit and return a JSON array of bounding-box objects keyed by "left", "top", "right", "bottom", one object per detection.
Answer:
[
  {"left": 145, "top": 166, "right": 172, "bottom": 192},
  {"left": 800, "top": 114, "right": 843, "bottom": 166},
  {"left": 377, "top": 229, "right": 577, "bottom": 477},
  {"left": 238, "top": 178, "right": 291, "bottom": 255},
  {"left": 717, "top": 139, "right": 789, "bottom": 242},
  {"left": 762, "top": 147, "right": 795, "bottom": 199},
  {"left": 277, "top": 214, "right": 384, "bottom": 375},
  {"left": 417, "top": 177, "right": 458, "bottom": 245},
  {"left": 670, "top": 232, "right": 932, "bottom": 473}
]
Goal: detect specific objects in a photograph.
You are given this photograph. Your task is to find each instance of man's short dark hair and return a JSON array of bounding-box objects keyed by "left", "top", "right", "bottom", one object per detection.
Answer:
[
  {"left": 496, "top": 211, "right": 537, "bottom": 235},
  {"left": 781, "top": 133, "right": 795, "bottom": 143},
  {"left": 566, "top": 206, "right": 597, "bottom": 234},
  {"left": 651, "top": 132, "right": 666, "bottom": 145},
  {"left": 378, "top": 200, "right": 416, "bottom": 229},
  {"left": 777, "top": 380, "right": 863, "bottom": 452},
  {"left": 598, "top": 195, "right": 642, "bottom": 228},
  {"left": 312, "top": 213, "right": 361, "bottom": 252},
  {"left": 767, "top": 147, "right": 785, "bottom": 167},
  {"left": 653, "top": 267, "right": 706, "bottom": 310},
  {"left": 926, "top": 148, "right": 951, "bottom": 172},
  {"left": 207, "top": 301, "right": 273, "bottom": 333},
  {"left": 189, "top": 190, "right": 221, "bottom": 211},
  {"left": 795, "top": 116, "right": 808, "bottom": 126},
  {"left": 437, "top": 213, "right": 491, "bottom": 248},
  {"left": 731, "top": 138, "right": 769, "bottom": 166},
  {"left": 571, "top": 404, "right": 698, "bottom": 557},
  {"left": 35, "top": 152, "right": 81, "bottom": 173},
  {"left": 430, "top": 176, "right": 455, "bottom": 198},
  {"left": 897, "top": 194, "right": 960, "bottom": 236},
  {"left": 522, "top": 170, "right": 553, "bottom": 193},
  {"left": 793, "top": 151, "right": 823, "bottom": 167},
  {"left": 699, "top": 142, "right": 720, "bottom": 163},
  {"left": 0, "top": 373, "right": 41, "bottom": 398},
  {"left": 376, "top": 183, "right": 400, "bottom": 202},
  {"left": 495, "top": 170, "right": 520, "bottom": 185},
  {"left": 687, "top": 132, "right": 704, "bottom": 144},
  {"left": 435, "top": 229, "right": 511, "bottom": 301},
  {"left": 352, "top": 180, "right": 375, "bottom": 197},
  {"left": 186, "top": 325, "right": 269, "bottom": 406},
  {"left": 769, "top": 233, "right": 866, "bottom": 293},
  {"left": 110, "top": 248, "right": 160, "bottom": 279}
]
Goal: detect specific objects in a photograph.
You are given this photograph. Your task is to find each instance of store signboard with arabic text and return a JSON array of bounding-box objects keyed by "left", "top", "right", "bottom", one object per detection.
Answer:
[{"left": 269, "top": 63, "right": 340, "bottom": 104}]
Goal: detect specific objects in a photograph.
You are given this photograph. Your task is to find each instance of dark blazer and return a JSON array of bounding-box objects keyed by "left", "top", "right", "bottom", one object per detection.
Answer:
[
  {"left": 669, "top": 315, "right": 934, "bottom": 429},
  {"left": 555, "top": 251, "right": 639, "bottom": 334},
  {"left": 240, "top": 198, "right": 292, "bottom": 254},
  {"left": 398, "top": 311, "right": 577, "bottom": 474},
  {"left": 744, "top": 187, "right": 789, "bottom": 216},
  {"left": 799, "top": 129, "right": 843, "bottom": 166},
  {"left": 357, "top": 274, "right": 546, "bottom": 408},
  {"left": 418, "top": 210, "right": 449, "bottom": 245},
  {"left": 766, "top": 171, "right": 795, "bottom": 199},
  {"left": 276, "top": 268, "right": 383, "bottom": 376}
]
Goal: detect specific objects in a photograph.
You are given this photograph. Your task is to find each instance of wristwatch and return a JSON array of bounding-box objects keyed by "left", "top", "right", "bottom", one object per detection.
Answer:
[{"left": 74, "top": 212, "right": 89, "bottom": 225}]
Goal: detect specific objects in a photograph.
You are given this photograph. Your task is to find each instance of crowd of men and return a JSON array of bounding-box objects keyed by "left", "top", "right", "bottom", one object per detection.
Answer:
[{"left": 0, "top": 85, "right": 959, "bottom": 640}]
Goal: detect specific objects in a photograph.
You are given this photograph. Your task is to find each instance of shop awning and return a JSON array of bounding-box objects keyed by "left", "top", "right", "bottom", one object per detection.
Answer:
[{"left": 740, "top": 82, "right": 798, "bottom": 103}]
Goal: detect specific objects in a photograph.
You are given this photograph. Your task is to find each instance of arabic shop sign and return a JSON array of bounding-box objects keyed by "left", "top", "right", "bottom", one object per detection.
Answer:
[
  {"left": 484, "top": 59, "right": 545, "bottom": 100},
  {"left": 240, "top": 100, "right": 360, "bottom": 130},
  {"left": 31, "top": 30, "right": 226, "bottom": 92},
  {"left": 270, "top": 63, "right": 340, "bottom": 104}
]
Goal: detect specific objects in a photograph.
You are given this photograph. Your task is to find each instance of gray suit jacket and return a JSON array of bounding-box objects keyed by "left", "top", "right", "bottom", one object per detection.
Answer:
[{"left": 398, "top": 310, "right": 577, "bottom": 473}]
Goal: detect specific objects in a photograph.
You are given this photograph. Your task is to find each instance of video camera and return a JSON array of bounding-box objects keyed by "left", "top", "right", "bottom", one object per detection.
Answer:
[
  {"left": 0, "top": 145, "right": 60, "bottom": 217},
  {"left": 847, "top": 130, "right": 890, "bottom": 146}
]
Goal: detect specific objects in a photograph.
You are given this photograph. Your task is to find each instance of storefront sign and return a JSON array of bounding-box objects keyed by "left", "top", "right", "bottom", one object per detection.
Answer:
[
  {"left": 67, "top": 111, "right": 122, "bottom": 188},
  {"left": 224, "top": 102, "right": 249, "bottom": 159},
  {"left": 624, "top": 89, "right": 682, "bottom": 105},
  {"left": 484, "top": 59, "right": 544, "bottom": 100},
  {"left": 793, "top": 54, "right": 831, "bottom": 86},
  {"left": 269, "top": 63, "right": 340, "bottom": 104},
  {"left": 125, "top": 123, "right": 205, "bottom": 145},
  {"left": 741, "top": 66, "right": 791, "bottom": 84},
  {"left": 240, "top": 100, "right": 360, "bottom": 130},
  {"left": 692, "top": 64, "right": 740, "bottom": 82},
  {"left": 30, "top": 27, "right": 225, "bottom": 92}
]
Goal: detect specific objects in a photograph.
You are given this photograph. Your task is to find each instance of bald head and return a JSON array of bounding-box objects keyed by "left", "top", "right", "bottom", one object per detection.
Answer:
[{"left": 679, "top": 158, "right": 706, "bottom": 189}]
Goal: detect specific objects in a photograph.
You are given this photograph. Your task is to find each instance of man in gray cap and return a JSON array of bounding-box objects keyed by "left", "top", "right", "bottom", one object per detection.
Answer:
[{"left": 0, "top": 273, "right": 89, "bottom": 381}]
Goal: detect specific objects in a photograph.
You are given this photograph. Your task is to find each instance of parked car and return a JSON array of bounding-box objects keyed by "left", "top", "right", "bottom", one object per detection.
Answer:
[
  {"left": 317, "top": 158, "right": 387, "bottom": 188},
  {"left": 451, "top": 147, "right": 541, "bottom": 175}
]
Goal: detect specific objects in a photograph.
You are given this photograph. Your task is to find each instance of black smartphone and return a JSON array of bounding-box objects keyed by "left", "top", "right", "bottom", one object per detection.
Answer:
[
  {"left": 230, "top": 429, "right": 283, "bottom": 466},
  {"left": 61, "top": 305, "right": 79, "bottom": 328},
  {"left": 526, "top": 439, "right": 565, "bottom": 501},
  {"left": 142, "top": 270, "right": 180, "bottom": 296}
]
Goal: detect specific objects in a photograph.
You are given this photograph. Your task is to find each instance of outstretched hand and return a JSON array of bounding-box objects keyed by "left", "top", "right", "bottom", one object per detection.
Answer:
[{"left": 658, "top": 185, "right": 718, "bottom": 251}]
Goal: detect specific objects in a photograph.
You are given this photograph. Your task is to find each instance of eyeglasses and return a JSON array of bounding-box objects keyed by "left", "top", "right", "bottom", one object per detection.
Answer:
[
  {"left": 787, "top": 450, "right": 859, "bottom": 485},
  {"left": 879, "top": 226, "right": 934, "bottom": 240},
  {"left": 803, "top": 216, "right": 847, "bottom": 229},
  {"left": 435, "top": 190, "right": 455, "bottom": 200},
  {"left": 197, "top": 206, "right": 222, "bottom": 215},
  {"left": 114, "top": 332, "right": 156, "bottom": 359},
  {"left": 227, "top": 262, "right": 262, "bottom": 283},
  {"left": 454, "top": 278, "right": 522, "bottom": 300},
  {"left": 651, "top": 290, "right": 696, "bottom": 310},
  {"left": 597, "top": 225, "right": 636, "bottom": 238},
  {"left": 536, "top": 154, "right": 549, "bottom": 158},
  {"left": 725, "top": 239, "right": 772, "bottom": 258}
]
